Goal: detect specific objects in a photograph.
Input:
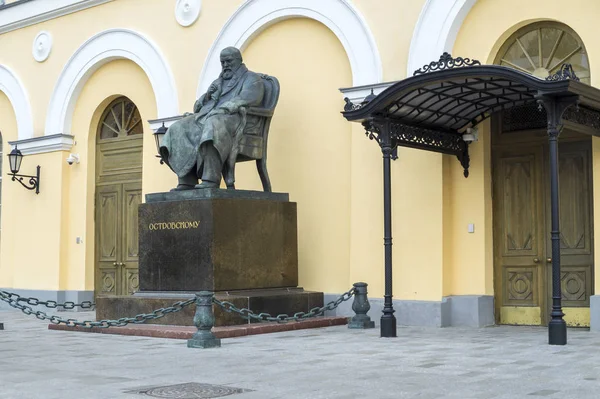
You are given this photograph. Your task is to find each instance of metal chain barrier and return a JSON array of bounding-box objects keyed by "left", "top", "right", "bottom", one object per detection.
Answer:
[
  {"left": 1, "top": 282, "right": 374, "bottom": 339},
  {"left": 0, "top": 290, "right": 95, "bottom": 310},
  {"left": 213, "top": 286, "right": 356, "bottom": 323},
  {"left": 0, "top": 290, "right": 195, "bottom": 328}
]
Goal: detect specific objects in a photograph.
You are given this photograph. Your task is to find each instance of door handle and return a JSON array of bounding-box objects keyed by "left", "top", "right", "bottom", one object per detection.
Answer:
[
  {"left": 113, "top": 262, "right": 118, "bottom": 266},
  {"left": 533, "top": 258, "right": 540, "bottom": 263},
  {"left": 119, "top": 262, "right": 125, "bottom": 267},
  {"left": 546, "top": 258, "right": 552, "bottom": 263}
]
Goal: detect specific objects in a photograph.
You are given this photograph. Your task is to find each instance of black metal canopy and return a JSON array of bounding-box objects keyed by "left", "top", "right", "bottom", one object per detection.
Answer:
[
  {"left": 342, "top": 54, "right": 600, "bottom": 177},
  {"left": 344, "top": 54, "right": 600, "bottom": 133},
  {"left": 341, "top": 53, "right": 600, "bottom": 344}
]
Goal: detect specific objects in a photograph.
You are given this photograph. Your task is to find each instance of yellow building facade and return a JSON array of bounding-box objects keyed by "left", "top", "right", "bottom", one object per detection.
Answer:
[{"left": 0, "top": 0, "right": 599, "bottom": 329}]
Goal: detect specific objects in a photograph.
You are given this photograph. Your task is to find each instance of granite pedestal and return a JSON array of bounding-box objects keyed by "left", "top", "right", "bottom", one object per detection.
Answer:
[
  {"left": 96, "top": 287, "right": 324, "bottom": 327},
  {"left": 95, "top": 189, "right": 324, "bottom": 326},
  {"left": 139, "top": 189, "right": 298, "bottom": 291}
]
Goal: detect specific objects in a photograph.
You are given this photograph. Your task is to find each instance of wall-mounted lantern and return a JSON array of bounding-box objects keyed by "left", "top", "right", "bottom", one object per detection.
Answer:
[
  {"left": 153, "top": 122, "right": 167, "bottom": 165},
  {"left": 7, "top": 146, "right": 41, "bottom": 194}
]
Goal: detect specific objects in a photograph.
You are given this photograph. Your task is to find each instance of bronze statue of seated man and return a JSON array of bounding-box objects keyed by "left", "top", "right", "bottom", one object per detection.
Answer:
[{"left": 160, "top": 47, "right": 265, "bottom": 190}]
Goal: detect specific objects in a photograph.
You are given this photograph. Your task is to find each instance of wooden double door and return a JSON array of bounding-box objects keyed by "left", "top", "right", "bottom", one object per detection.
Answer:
[
  {"left": 493, "top": 136, "right": 594, "bottom": 326},
  {"left": 94, "top": 96, "right": 143, "bottom": 297},
  {"left": 95, "top": 181, "right": 142, "bottom": 296}
]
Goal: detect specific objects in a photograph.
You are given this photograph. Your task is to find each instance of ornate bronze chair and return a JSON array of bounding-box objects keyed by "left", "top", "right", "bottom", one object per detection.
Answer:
[{"left": 229, "top": 74, "right": 280, "bottom": 192}]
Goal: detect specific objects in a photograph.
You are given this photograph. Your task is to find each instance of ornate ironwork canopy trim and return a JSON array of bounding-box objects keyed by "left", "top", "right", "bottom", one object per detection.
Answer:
[
  {"left": 363, "top": 118, "right": 470, "bottom": 177},
  {"left": 501, "top": 103, "right": 600, "bottom": 133},
  {"left": 413, "top": 52, "right": 481, "bottom": 76},
  {"left": 546, "top": 64, "right": 580, "bottom": 82}
]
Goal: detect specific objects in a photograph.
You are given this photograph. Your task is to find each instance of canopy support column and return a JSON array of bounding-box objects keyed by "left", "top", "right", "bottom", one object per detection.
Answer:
[
  {"left": 365, "top": 118, "right": 397, "bottom": 337},
  {"left": 537, "top": 94, "right": 579, "bottom": 346},
  {"left": 381, "top": 121, "right": 397, "bottom": 338}
]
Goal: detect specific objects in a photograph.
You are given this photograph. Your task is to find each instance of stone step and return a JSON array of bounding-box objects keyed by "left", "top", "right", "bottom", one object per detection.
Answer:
[{"left": 48, "top": 316, "right": 348, "bottom": 340}]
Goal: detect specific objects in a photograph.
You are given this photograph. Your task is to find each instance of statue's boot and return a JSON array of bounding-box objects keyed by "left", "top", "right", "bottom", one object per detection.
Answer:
[
  {"left": 170, "top": 184, "right": 195, "bottom": 191},
  {"left": 195, "top": 181, "right": 219, "bottom": 189},
  {"left": 170, "top": 170, "right": 198, "bottom": 192}
]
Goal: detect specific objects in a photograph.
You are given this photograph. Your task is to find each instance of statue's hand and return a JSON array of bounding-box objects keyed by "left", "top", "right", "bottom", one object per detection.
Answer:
[
  {"left": 208, "top": 83, "right": 218, "bottom": 95},
  {"left": 193, "top": 99, "right": 202, "bottom": 114}
]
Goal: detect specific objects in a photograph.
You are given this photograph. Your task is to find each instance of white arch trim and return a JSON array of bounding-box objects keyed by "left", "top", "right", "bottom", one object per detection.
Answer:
[
  {"left": 45, "top": 28, "right": 179, "bottom": 136},
  {"left": 407, "top": 0, "right": 478, "bottom": 76},
  {"left": 197, "top": 0, "right": 382, "bottom": 97},
  {"left": 0, "top": 65, "right": 34, "bottom": 140}
]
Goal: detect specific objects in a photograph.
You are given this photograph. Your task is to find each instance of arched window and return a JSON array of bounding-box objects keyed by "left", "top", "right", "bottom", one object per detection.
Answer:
[
  {"left": 496, "top": 22, "right": 590, "bottom": 84},
  {"left": 98, "top": 96, "right": 143, "bottom": 140}
]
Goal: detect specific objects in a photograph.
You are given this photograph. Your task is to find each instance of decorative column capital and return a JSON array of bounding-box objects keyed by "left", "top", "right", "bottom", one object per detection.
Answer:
[
  {"left": 535, "top": 94, "right": 580, "bottom": 138},
  {"left": 363, "top": 118, "right": 394, "bottom": 153}
]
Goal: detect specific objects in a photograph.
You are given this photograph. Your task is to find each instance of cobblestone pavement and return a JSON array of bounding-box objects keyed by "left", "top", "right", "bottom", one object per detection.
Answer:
[{"left": 1, "top": 308, "right": 600, "bottom": 399}]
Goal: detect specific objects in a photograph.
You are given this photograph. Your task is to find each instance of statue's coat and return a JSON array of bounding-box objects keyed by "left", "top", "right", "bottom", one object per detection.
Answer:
[{"left": 161, "top": 64, "right": 265, "bottom": 178}]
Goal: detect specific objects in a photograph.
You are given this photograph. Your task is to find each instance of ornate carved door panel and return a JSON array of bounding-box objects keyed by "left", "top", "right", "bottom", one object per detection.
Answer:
[
  {"left": 95, "top": 184, "right": 122, "bottom": 296},
  {"left": 494, "top": 145, "right": 546, "bottom": 325},
  {"left": 122, "top": 182, "right": 142, "bottom": 295}
]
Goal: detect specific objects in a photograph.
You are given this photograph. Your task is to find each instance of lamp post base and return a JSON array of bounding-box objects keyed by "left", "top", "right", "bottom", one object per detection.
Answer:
[
  {"left": 548, "top": 319, "right": 567, "bottom": 345},
  {"left": 380, "top": 315, "right": 397, "bottom": 338}
]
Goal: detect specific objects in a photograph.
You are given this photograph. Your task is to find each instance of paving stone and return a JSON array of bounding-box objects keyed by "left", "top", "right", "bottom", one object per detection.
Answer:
[
  {"left": 528, "top": 390, "right": 560, "bottom": 396},
  {"left": 2, "top": 308, "right": 600, "bottom": 398}
]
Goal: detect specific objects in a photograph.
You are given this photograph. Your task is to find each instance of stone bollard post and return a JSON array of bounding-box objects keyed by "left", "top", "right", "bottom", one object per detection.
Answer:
[
  {"left": 187, "top": 291, "right": 221, "bottom": 349},
  {"left": 348, "top": 282, "right": 375, "bottom": 329}
]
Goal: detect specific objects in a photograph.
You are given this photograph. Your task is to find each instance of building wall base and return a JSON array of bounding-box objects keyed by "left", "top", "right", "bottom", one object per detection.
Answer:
[
  {"left": 324, "top": 294, "right": 494, "bottom": 327},
  {"left": 590, "top": 295, "right": 600, "bottom": 332}
]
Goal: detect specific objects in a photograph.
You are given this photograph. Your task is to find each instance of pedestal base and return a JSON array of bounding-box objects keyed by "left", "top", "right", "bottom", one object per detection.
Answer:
[
  {"left": 548, "top": 319, "right": 567, "bottom": 345},
  {"left": 96, "top": 288, "right": 324, "bottom": 327},
  {"left": 188, "top": 335, "right": 221, "bottom": 349},
  {"left": 380, "top": 315, "right": 397, "bottom": 337},
  {"left": 348, "top": 319, "right": 375, "bottom": 329}
]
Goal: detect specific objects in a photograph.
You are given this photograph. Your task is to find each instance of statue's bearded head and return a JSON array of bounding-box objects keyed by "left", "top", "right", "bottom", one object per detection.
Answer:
[{"left": 220, "top": 47, "right": 243, "bottom": 80}]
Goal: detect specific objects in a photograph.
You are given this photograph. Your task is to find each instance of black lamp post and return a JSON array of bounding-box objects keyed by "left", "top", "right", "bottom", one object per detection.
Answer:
[
  {"left": 154, "top": 122, "right": 168, "bottom": 165},
  {"left": 7, "top": 146, "right": 40, "bottom": 194}
]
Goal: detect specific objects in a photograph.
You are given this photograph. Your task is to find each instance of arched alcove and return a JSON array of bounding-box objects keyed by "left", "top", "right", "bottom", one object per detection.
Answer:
[{"left": 45, "top": 28, "right": 178, "bottom": 136}]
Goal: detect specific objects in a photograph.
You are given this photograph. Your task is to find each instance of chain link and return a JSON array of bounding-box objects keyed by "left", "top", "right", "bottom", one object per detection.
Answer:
[
  {"left": 213, "top": 287, "right": 356, "bottom": 323},
  {"left": 0, "top": 290, "right": 195, "bottom": 328}
]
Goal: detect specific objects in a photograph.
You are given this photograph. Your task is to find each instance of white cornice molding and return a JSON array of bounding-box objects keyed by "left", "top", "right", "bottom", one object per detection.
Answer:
[
  {"left": 148, "top": 115, "right": 184, "bottom": 133},
  {"left": 8, "top": 133, "right": 74, "bottom": 155},
  {"left": 339, "top": 81, "right": 396, "bottom": 104},
  {"left": 0, "top": 0, "right": 114, "bottom": 35}
]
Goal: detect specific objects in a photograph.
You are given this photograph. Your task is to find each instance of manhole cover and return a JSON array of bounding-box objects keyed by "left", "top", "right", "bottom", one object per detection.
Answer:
[{"left": 125, "top": 382, "right": 252, "bottom": 399}]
